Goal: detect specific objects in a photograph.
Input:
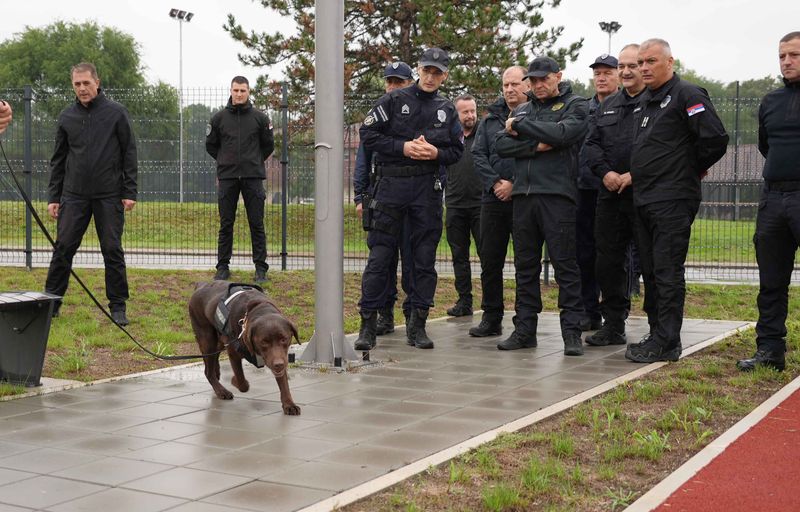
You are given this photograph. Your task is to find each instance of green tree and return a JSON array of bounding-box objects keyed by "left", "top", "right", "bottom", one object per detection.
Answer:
[{"left": 224, "top": 0, "right": 583, "bottom": 100}]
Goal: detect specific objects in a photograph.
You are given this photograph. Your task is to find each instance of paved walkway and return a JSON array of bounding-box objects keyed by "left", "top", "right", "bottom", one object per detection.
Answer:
[{"left": 0, "top": 314, "right": 748, "bottom": 512}]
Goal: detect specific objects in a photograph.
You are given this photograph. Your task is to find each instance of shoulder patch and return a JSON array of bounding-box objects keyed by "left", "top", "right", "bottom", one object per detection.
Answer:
[
  {"left": 363, "top": 114, "right": 376, "bottom": 126},
  {"left": 686, "top": 103, "right": 706, "bottom": 116}
]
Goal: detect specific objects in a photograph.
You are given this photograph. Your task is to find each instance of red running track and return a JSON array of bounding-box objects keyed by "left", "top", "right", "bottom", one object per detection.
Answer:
[{"left": 655, "top": 388, "right": 800, "bottom": 512}]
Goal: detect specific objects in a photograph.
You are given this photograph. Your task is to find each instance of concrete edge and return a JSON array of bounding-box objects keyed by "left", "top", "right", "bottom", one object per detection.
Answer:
[
  {"left": 625, "top": 372, "right": 800, "bottom": 512},
  {"left": 295, "top": 322, "right": 752, "bottom": 512}
]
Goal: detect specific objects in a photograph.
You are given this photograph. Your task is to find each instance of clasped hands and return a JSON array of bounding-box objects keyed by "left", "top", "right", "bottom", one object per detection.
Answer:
[
  {"left": 403, "top": 135, "right": 438, "bottom": 160},
  {"left": 603, "top": 171, "right": 632, "bottom": 194}
]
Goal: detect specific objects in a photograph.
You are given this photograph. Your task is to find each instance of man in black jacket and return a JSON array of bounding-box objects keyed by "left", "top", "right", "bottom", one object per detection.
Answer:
[
  {"left": 626, "top": 39, "right": 728, "bottom": 363},
  {"left": 206, "top": 76, "right": 275, "bottom": 283},
  {"left": 45, "top": 62, "right": 138, "bottom": 325},
  {"left": 584, "top": 44, "right": 646, "bottom": 347},
  {"left": 469, "top": 65, "right": 529, "bottom": 337},
  {"left": 738, "top": 31, "right": 800, "bottom": 372},
  {"left": 495, "top": 57, "right": 589, "bottom": 356}
]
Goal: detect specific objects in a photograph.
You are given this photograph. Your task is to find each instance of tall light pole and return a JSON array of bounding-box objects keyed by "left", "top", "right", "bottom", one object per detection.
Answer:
[
  {"left": 169, "top": 8, "right": 194, "bottom": 203},
  {"left": 599, "top": 21, "right": 622, "bottom": 54}
]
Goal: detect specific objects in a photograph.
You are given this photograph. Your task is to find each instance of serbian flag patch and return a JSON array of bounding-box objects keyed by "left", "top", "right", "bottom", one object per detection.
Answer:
[{"left": 686, "top": 103, "right": 706, "bottom": 116}]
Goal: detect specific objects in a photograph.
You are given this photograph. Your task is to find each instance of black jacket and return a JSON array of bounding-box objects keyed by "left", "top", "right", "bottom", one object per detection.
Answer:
[
  {"left": 445, "top": 131, "right": 481, "bottom": 208},
  {"left": 471, "top": 97, "right": 516, "bottom": 204},
  {"left": 495, "top": 82, "right": 589, "bottom": 202},
  {"left": 359, "top": 82, "right": 463, "bottom": 168},
  {"left": 577, "top": 94, "right": 602, "bottom": 190},
  {"left": 758, "top": 78, "right": 800, "bottom": 181},
  {"left": 630, "top": 74, "right": 728, "bottom": 206},
  {"left": 206, "top": 98, "right": 274, "bottom": 179},
  {"left": 584, "top": 88, "right": 645, "bottom": 201},
  {"left": 47, "top": 91, "right": 138, "bottom": 203}
]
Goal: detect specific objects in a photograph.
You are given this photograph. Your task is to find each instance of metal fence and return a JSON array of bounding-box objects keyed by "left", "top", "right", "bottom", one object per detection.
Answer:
[{"left": 0, "top": 85, "right": 789, "bottom": 282}]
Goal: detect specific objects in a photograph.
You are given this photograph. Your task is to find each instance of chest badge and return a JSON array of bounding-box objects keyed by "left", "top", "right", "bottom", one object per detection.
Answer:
[
  {"left": 437, "top": 109, "right": 446, "bottom": 122},
  {"left": 401, "top": 104, "right": 410, "bottom": 115},
  {"left": 552, "top": 102, "right": 565, "bottom": 111},
  {"left": 660, "top": 95, "right": 671, "bottom": 109}
]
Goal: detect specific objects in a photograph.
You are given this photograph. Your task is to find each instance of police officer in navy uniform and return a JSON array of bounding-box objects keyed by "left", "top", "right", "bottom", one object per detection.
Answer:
[
  {"left": 626, "top": 39, "right": 728, "bottom": 363},
  {"left": 738, "top": 31, "right": 800, "bottom": 372},
  {"left": 355, "top": 48, "right": 464, "bottom": 350},
  {"left": 354, "top": 61, "right": 415, "bottom": 338},
  {"left": 584, "top": 44, "right": 647, "bottom": 347},
  {"left": 495, "top": 56, "right": 589, "bottom": 356}
]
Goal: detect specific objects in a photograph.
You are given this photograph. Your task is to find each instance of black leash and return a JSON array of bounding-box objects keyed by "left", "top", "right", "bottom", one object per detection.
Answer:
[{"left": 0, "top": 139, "right": 224, "bottom": 361}]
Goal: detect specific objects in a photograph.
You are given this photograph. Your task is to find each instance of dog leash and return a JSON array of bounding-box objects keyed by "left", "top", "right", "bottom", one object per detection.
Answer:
[{"left": 0, "top": 139, "right": 225, "bottom": 361}]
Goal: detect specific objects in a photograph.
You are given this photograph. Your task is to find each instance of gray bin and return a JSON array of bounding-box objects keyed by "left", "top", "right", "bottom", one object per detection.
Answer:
[{"left": 0, "top": 291, "right": 61, "bottom": 387}]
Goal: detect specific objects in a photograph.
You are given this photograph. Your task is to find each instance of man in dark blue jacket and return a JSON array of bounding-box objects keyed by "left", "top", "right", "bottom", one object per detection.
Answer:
[
  {"left": 468, "top": 65, "right": 529, "bottom": 337},
  {"left": 738, "top": 31, "right": 800, "bottom": 372},
  {"left": 355, "top": 48, "right": 463, "bottom": 351},
  {"left": 206, "top": 76, "right": 274, "bottom": 283},
  {"left": 45, "top": 62, "right": 138, "bottom": 326}
]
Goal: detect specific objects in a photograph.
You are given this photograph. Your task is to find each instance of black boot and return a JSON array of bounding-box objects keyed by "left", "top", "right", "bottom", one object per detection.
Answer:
[
  {"left": 446, "top": 297, "right": 473, "bottom": 317},
  {"left": 375, "top": 307, "right": 395, "bottom": 335},
  {"left": 469, "top": 317, "right": 503, "bottom": 337},
  {"left": 411, "top": 309, "right": 434, "bottom": 349},
  {"left": 354, "top": 311, "right": 377, "bottom": 351},
  {"left": 737, "top": 348, "right": 785, "bottom": 372},
  {"left": 585, "top": 323, "right": 626, "bottom": 346},
  {"left": 405, "top": 310, "right": 416, "bottom": 346}
]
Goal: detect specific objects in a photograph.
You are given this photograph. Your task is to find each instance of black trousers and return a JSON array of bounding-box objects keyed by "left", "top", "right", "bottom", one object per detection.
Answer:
[
  {"left": 576, "top": 188, "right": 600, "bottom": 322},
  {"left": 635, "top": 199, "right": 699, "bottom": 347},
  {"left": 45, "top": 195, "right": 129, "bottom": 311},
  {"left": 595, "top": 192, "right": 637, "bottom": 329},
  {"left": 217, "top": 178, "right": 268, "bottom": 271},
  {"left": 383, "top": 217, "right": 414, "bottom": 313},
  {"left": 445, "top": 206, "right": 481, "bottom": 303},
  {"left": 479, "top": 200, "right": 514, "bottom": 322},
  {"left": 512, "top": 194, "right": 583, "bottom": 336},
  {"left": 754, "top": 187, "right": 800, "bottom": 352}
]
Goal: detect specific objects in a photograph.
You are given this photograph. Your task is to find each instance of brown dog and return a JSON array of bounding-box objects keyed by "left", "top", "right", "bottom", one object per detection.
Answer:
[{"left": 188, "top": 280, "right": 301, "bottom": 415}]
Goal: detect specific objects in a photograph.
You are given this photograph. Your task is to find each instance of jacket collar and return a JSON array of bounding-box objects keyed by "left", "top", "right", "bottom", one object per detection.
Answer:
[
  {"left": 487, "top": 96, "right": 510, "bottom": 119},
  {"left": 226, "top": 97, "right": 253, "bottom": 112},
  {"left": 75, "top": 89, "right": 106, "bottom": 109},
  {"left": 410, "top": 82, "right": 439, "bottom": 99},
  {"left": 643, "top": 73, "right": 679, "bottom": 103},
  {"left": 784, "top": 77, "right": 800, "bottom": 89}
]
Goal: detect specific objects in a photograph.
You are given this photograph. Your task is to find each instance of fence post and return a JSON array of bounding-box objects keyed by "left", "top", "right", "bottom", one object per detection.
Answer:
[
  {"left": 280, "top": 82, "right": 289, "bottom": 271},
  {"left": 733, "top": 81, "right": 741, "bottom": 222},
  {"left": 23, "top": 86, "right": 33, "bottom": 270}
]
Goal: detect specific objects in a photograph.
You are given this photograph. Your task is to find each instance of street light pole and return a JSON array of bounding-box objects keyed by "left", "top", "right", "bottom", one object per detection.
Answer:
[
  {"left": 169, "top": 8, "right": 194, "bottom": 203},
  {"left": 598, "top": 20, "right": 622, "bottom": 54}
]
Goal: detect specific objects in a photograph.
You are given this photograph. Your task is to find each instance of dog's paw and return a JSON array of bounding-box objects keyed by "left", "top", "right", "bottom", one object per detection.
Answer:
[
  {"left": 214, "top": 388, "right": 234, "bottom": 400},
  {"left": 282, "top": 402, "right": 301, "bottom": 415},
  {"left": 231, "top": 376, "right": 250, "bottom": 393}
]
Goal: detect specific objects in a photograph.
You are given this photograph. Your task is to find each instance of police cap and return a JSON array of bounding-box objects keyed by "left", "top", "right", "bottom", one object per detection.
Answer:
[
  {"left": 419, "top": 48, "right": 450, "bottom": 72},
  {"left": 525, "top": 56, "right": 561, "bottom": 79},
  {"left": 384, "top": 61, "right": 413, "bottom": 80},
  {"left": 589, "top": 54, "right": 619, "bottom": 69}
]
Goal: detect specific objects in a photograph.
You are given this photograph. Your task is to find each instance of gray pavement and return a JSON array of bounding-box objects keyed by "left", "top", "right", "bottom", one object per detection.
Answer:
[{"left": 0, "top": 313, "right": 748, "bottom": 511}]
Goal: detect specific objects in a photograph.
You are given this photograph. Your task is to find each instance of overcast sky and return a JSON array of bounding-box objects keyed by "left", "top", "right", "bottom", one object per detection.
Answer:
[{"left": 0, "top": 0, "right": 793, "bottom": 91}]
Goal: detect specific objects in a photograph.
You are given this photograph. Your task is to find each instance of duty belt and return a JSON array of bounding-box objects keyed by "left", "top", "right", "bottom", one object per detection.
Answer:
[
  {"left": 764, "top": 180, "right": 800, "bottom": 192},
  {"left": 376, "top": 164, "right": 437, "bottom": 177}
]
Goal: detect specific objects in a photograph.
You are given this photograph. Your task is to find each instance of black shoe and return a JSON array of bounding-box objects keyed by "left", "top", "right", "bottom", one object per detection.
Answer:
[
  {"left": 446, "top": 300, "right": 473, "bottom": 317},
  {"left": 214, "top": 266, "right": 231, "bottom": 280},
  {"left": 579, "top": 316, "right": 603, "bottom": 331},
  {"left": 254, "top": 268, "right": 268, "bottom": 283},
  {"left": 628, "top": 332, "right": 652, "bottom": 349},
  {"left": 375, "top": 307, "right": 395, "bottom": 335},
  {"left": 736, "top": 349, "right": 785, "bottom": 372},
  {"left": 354, "top": 311, "right": 378, "bottom": 351},
  {"left": 625, "top": 338, "right": 681, "bottom": 363},
  {"left": 585, "top": 324, "right": 626, "bottom": 346},
  {"left": 497, "top": 331, "right": 536, "bottom": 350},
  {"left": 563, "top": 333, "right": 584, "bottom": 356},
  {"left": 410, "top": 309, "right": 434, "bottom": 349},
  {"left": 111, "top": 310, "right": 129, "bottom": 326},
  {"left": 51, "top": 300, "right": 62, "bottom": 318},
  {"left": 469, "top": 319, "right": 503, "bottom": 337}
]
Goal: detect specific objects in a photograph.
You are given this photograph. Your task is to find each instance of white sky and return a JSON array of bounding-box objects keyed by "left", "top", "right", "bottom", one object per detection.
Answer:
[{"left": 0, "top": 0, "right": 793, "bottom": 90}]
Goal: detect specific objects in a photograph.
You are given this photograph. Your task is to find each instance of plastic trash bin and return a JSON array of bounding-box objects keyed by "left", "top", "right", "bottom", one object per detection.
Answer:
[{"left": 0, "top": 291, "right": 61, "bottom": 387}]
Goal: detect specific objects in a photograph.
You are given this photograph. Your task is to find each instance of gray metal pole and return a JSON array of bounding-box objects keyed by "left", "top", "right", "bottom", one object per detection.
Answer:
[
  {"left": 23, "top": 86, "right": 33, "bottom": 270},
  {"left": 281, "top": 82, "right": 289, "bottom": 271},
  {"left": 178, "top": 19, "right": 184, "bottom": 203},
  {"left": 301, "top": 0, "right": 357, "bottom": 364},
  {"left": 733, "top": 81, "right": 741, "bottom": 222}
]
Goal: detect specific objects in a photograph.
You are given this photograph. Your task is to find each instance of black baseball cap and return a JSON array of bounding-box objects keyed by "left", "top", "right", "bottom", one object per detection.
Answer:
[
  {"left": 384, "top": 61, "right": 413, "bottom": 80},
  {"left": 419, "top": 48, "right": 450, "bottom": 72},
  {"left": 589, "top": 54, "right": 619, "bottom": 69},
  {"left": 525, "top": 56, "right": 560, "bottom": 78}
]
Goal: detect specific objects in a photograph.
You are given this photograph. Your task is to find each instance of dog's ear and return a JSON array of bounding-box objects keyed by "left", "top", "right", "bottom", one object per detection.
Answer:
[{"left": 286, "top": 319, "right": 300, "bottom": 344}]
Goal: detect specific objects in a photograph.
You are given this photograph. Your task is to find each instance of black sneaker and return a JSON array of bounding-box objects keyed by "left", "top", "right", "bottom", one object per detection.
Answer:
[
  {"left": 51, "top": 300, "right": 62, "bottom": 318},
  {"left": 497, "top": 331, "right": 536, "bottom": 350},
  {"left": 111, "top": 310, "right": 129, "bottom": 326},
  {"left": 254, "top": 268, "right": 268, "bottom": 283},
  {"left": 625, "top": 338, "right": 681, "bottom": 363},
  {"left": 585, "top": 324, "right": 626, "bottom": 346},
  {"left": 736, "top": 349, "right": 785, "bottom": 372},
  {"left": 446, "top": 301, "right": 473, "bottom": 317},
  {"left": 469, "top": 319, "right": 503, "bottom": 337},
  {"left": 214, "top": 266, "right": 231, "bottom": 280},
  {"left": 563, "top": 333, "right": 584, "bottom": 356}
]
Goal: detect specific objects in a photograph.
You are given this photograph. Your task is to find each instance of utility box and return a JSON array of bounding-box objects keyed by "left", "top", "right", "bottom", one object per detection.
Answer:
[{"left": 0, "top": 291, "right": 61, "bottom": 387}]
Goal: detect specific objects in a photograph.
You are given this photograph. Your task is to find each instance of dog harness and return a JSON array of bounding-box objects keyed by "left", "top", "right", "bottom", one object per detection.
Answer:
[{"left": 214, "top": 283, "right": 265, "bottom": 367}]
